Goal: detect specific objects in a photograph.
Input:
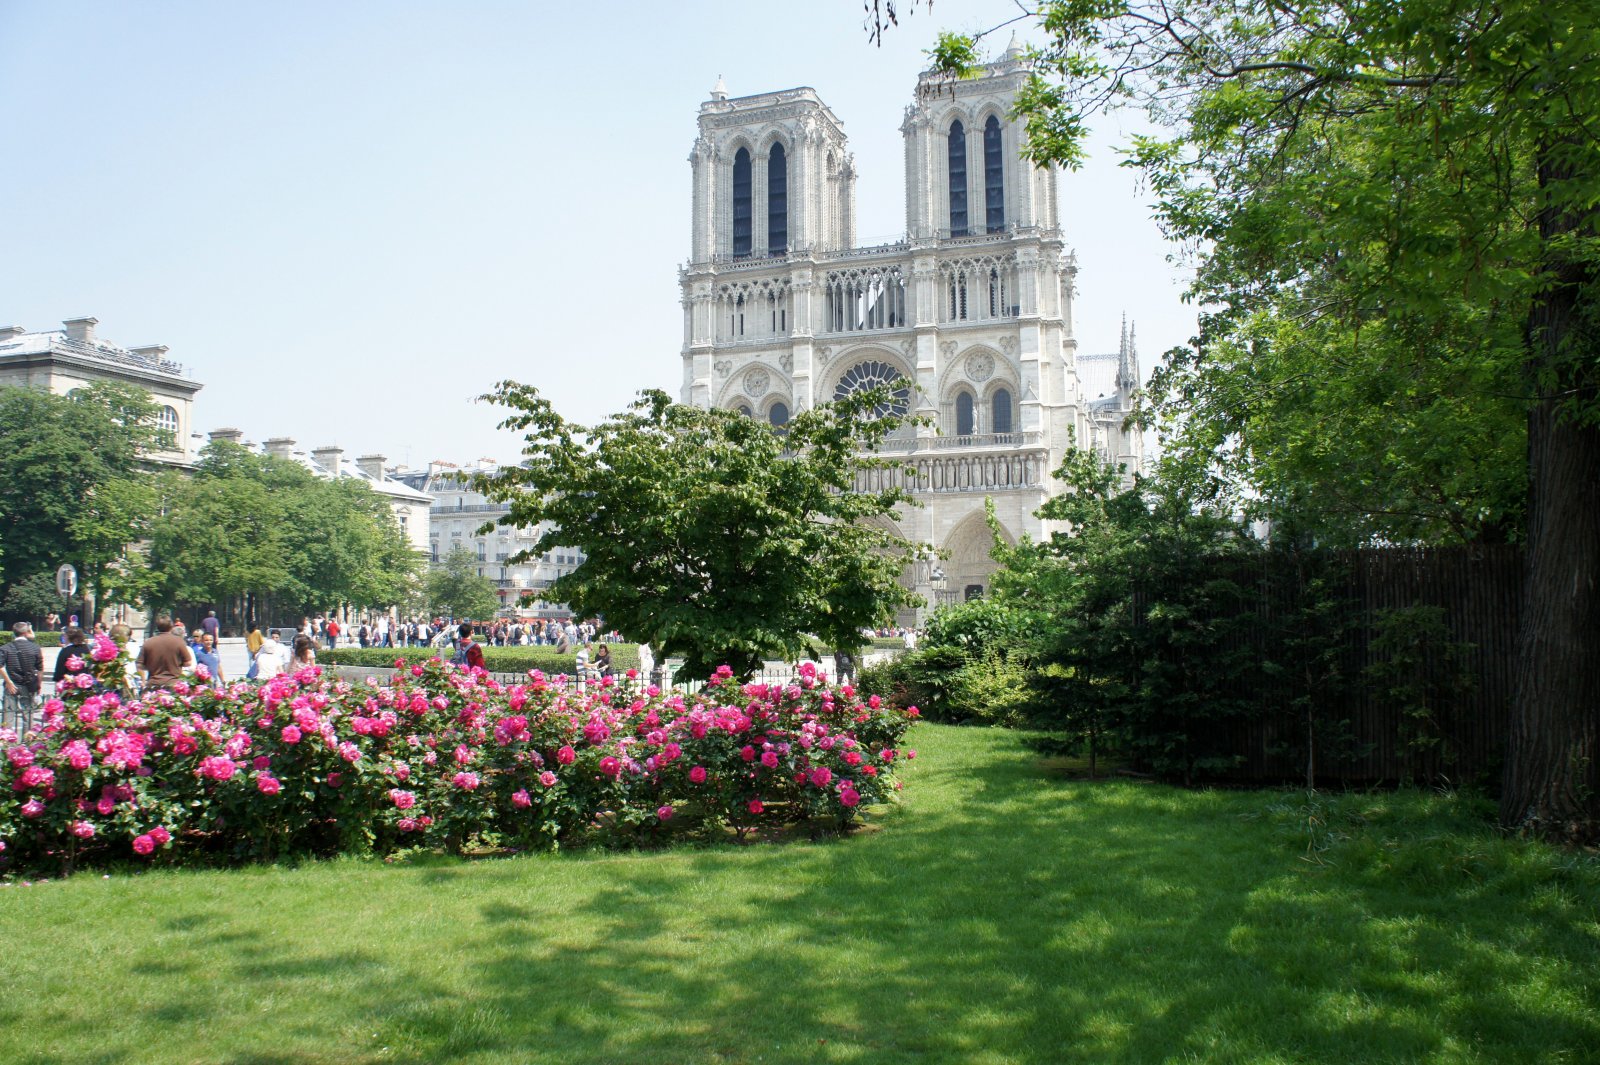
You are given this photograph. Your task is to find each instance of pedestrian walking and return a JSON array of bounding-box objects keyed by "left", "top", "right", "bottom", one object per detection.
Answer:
[{"left": 1, "top": 622, "right": 44, "bottom": 730}]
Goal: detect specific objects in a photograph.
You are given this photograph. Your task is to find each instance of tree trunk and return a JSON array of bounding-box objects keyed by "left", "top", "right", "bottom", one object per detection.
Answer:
[{"left": 1500, "top": 145, "right": 1600, "bottom": 844}]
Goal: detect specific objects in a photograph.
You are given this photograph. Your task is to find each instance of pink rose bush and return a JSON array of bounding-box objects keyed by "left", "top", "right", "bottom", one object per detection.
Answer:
[{"left": 0, "top": 651, "right": 916, "bottom": 873}]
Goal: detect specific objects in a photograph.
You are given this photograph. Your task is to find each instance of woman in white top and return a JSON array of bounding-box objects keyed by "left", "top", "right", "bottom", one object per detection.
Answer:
[{"left": 254, "top": 635, "right": 287, "bottom": 680}]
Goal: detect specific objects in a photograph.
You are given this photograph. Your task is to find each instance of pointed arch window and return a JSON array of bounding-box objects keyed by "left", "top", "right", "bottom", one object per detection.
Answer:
[
  {"left": 992, "top": 388, "right": 1014, "bottom": 434},
  {"left": 732, "top": 147, "right": 752, "bottom": 257},
  {"left": 767, "top": 143, "right": 788, "bottom": 255},
  {"left": 948, "top": 120, "right": 968, "bottom": 237},
  {"left": 768, "top": 401, "right": 790, "bottom": 429},
  {"left": 984, "top": 115, "right": 1005, "bottom": 232},
  {"left": 955, "top": 392, "right": 975, "bottom": 437}
]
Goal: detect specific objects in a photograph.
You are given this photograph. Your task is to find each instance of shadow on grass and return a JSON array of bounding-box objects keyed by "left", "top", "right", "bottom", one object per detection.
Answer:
[
  {"left": 6, "top": 726, "right": 1596, "bottom": 1065},
  {"left": 365, "top": 731, "right": 1599, "bottom": 1063}
]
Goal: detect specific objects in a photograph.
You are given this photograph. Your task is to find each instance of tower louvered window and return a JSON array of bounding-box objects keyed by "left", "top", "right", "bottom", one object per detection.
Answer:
[
  {"left": 984, "top": 115, "right": 1005, "bottom": 232},
  {"left": 768, "top": 143, "right": 787, "bottom": 255},
  {"left": 732, "top": 148, "right": 752, "bottom": 257},
  {"left": 948, "top": 120, "right": 968, "bottom": 237}
]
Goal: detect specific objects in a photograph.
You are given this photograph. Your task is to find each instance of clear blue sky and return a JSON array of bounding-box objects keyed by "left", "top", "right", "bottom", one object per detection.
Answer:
[{"left": 0, "top": 0, "right": 1195, "bottom": 468}]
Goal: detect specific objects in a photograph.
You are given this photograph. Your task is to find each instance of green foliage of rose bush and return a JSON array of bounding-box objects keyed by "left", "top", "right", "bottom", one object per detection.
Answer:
[{"left": 0, "top": 639, "right": 916, "bottom": 874}]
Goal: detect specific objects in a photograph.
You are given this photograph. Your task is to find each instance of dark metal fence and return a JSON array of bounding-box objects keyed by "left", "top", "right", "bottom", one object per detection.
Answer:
[{"left": 1139, "top": 545, "right": 1523, "bottom": 785}]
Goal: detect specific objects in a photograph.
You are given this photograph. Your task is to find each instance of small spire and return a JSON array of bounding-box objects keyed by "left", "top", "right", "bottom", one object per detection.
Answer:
[
  {"left": 710, "top": 74, "right": 728, "bottom": 102},
  {"left": 1003, "top": 31, "right": 1025, "bottom": 58}
]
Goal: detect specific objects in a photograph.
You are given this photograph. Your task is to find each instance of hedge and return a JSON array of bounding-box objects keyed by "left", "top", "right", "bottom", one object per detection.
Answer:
[
  {"left": 0, "top": 632, "right": 63, "bottom": 647},
  {"left": 320, "top": 644, "right": 641, "bottom": 675}
]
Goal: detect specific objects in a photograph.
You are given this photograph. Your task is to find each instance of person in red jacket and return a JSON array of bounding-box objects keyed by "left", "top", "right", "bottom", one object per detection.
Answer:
[{"left": 455, "top": 623, "right": 486, "bottom": 671}]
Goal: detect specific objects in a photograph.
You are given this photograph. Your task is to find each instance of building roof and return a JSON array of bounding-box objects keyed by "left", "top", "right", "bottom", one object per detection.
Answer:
[{"left": 0, "top": 326, "right": 195, "bottom": 386}]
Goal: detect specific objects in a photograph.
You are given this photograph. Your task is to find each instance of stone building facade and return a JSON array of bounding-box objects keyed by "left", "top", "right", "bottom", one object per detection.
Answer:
[
  {"left": 0, "top": 316, "right": 204, "bottom": 466},
  {"left": 680, "top": 47, "right": 1144, "bottom": 618},
  {"left": 391, "top": 461, "right": 585, "bottom": 619}
]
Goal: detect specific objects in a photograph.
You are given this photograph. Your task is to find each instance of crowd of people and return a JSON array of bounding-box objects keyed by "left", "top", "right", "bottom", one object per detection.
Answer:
[{"left": 288, "top": 614, "right": 623, "bottom": 652}]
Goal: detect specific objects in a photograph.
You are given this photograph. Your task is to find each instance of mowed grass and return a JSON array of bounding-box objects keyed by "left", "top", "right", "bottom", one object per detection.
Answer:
[{"left": 2, "top": 724, "right": 1597, "bottom": 1065}]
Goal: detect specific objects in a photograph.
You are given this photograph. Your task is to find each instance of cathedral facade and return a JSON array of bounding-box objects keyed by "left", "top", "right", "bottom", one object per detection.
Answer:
[{"left": 680, "top": 45, "right": 1142, "bottom": 619}]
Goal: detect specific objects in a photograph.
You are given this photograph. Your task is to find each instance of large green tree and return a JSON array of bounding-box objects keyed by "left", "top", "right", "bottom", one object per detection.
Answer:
[
  {"left": 148, "top": 442, "right": 420, "bottom": 623},
  {"left": 475, "top": 385, "right": 924, "bottom": 679},
  {"left": 899, "top": 0, "right": 1600, "bottom": 841},
  {"left": 425, "top": 545, "right": 502, "bottom": 622},
  {"left": 0, "top": 380, "right": 161, "bottom": 615}
]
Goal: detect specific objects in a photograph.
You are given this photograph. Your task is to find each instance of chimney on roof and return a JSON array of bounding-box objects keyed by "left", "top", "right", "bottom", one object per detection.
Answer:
[
  {"left": 311, "top": 445, "right": 344, "bottom": 476},
  {"left": 63, "top": 317, "right": 98, "bottom": 344},
  {"left": 355, "top": 454, "right": 387, "bottom": 480},
  {"left": 263, "top": 436, "right": 296, "bottom": 461},
  {"left": 0, "top": 326, "right": 25, "bottom": 342},
  {"left": 208, "top": 427, "right": 245, "bottom": 446},
  {"left": 129, "top": 344, "right": 169, "bottom": 362}
]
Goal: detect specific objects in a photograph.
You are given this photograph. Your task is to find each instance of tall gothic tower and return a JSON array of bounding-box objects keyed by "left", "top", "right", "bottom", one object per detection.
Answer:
[{"left": 680, "top": 46, "right": 1143, "bottom": 618}]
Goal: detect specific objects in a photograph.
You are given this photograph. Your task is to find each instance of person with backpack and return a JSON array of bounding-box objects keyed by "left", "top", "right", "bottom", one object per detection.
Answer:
[{"left": 453, "top": 623, "right": 485, "bottom": 671}]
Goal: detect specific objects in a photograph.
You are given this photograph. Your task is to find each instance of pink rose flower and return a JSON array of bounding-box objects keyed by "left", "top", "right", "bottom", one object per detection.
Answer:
[
  {"left": 656, "top": 805, "right": 674, "bottom": 822},
  {"left": 747, "top": 799, "right": 764, "bottom": 815},
  {"left": 397, "top": 817, "right": 418, "bottom": 832},
  {"left": 809, "top": 766, "right": 833, "bottom": 787},
  {"left": 327, "top": 772, "right": 343, "bottom": 788},
  {"left": 451, "top": 771, "right": 480, "bottom": 790},
  {"left": 538, "top": 771, "right": 557, "bottom": 788},
  {"left": 132, "top": 834, "right": 156, "bottom": 855},
  {"left": 64, "top": 741, "right": 93, "bottom": 770},
  {"left": 20, "top": 799, "right": 44, "bottom": 818},
  {"left": 257, "top": 774, "right": 281, "bottom": 795},
  {"left": 839, "top": 788, "right": 860, "bottom": 807},
  {"left": 598, "top": 756, "right": 621, "bottom": 778},
  {"left": 760, "top": 750, "right": 780, "bottom": 768},
  {"left": 513, "top": 788, "right": 533, "bottom": 807},
  {"left": 71, "top": 820, "right": 96, "bottom": 839},
  {"left": 389, "top": 789, "right": 416, "bottom": 809},
  {"left": 149, "top": 826, "right": 171, "bottom": 845},
  {"left": 253, "top": 756, "right": 272, "bottom": 771},
  {"left": 198, "top": 756, "right": 236, "bottom": 782},
  {"left": 740, "top": 745, "right": 756, "bottom": 762},
  {"left": 556, "top": 745, "right": 576, "bottom": 765},
  {"left": 280, "top": 725, "right": 302, "bottom": 744},
  {"left": 689, "top": 765, "right": 707, "bottom": 784},
  {"left": 7, "top": 745, "right": 34, "bottom": 768}
]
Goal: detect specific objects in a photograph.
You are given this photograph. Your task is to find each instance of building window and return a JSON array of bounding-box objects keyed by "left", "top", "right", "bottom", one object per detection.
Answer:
[
  {"left": 732, "top": 147, "right": 752, "bottom": 257},
  {"left": 155, "top": 406, "right": 179, "bottom": 450},
  {"left": 768, "top": 143, "right": 788, "bottom": 255},
  {"left": 835, "top": 360, "right": 911, "bottom": 418},
  {"left": 992, "top": 387, "right": 1014, "bottom": 434},
  {"left": 955, "top": 392, "right": 975, "bottom": 436},
  {"left": 948, "top": 120, "right": 968, "bottom": 236},
  {"left": 768, "top": 402, "right": 790, "bottom": 429},
  {"left": 984, "top": 115, "right": 1005, "bottom": 232},
  {"left": 736, "top": 404, "right": 753, "bottom": 418}
]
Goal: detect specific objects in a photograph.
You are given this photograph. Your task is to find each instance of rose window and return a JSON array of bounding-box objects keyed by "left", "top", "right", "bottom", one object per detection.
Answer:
[{"left": 833, "top": 360, "right": 910, "bottom": 417}]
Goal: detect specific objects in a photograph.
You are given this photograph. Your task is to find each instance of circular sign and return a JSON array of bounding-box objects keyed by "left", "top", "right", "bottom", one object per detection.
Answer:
[{"left": 55, "top": 563, "right": 77, "bottom": 600}]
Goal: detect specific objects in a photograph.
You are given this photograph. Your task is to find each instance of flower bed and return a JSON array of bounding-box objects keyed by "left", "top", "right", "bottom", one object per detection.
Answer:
[{"left": 0, "top": 639, "right": 917, "bottom": 873}]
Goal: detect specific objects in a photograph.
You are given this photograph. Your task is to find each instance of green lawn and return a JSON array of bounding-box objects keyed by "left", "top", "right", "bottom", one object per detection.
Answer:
[{"left": 2, "top": 725, "right": 1596, "bottom": 1064}]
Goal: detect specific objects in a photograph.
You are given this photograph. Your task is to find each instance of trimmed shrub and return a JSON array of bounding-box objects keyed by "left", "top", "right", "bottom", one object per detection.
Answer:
[
  {"left": 320, "top": 644, "right": 640, "bottom": 675},
  {"left": 0, "top": 632, "right": 63, "bottom": 647}
]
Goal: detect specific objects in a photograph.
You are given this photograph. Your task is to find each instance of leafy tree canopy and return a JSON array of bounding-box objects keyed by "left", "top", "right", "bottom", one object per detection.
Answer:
[
  {"left": 896, "top": 0, "right": 1600, "bottom": 839},
  {"left": 475, "top": 385, "right": 925, "bottom": 679},
  {"left": 0, "top": 381, "right": 160, "bottom": 605},
  {"left": 426, "top": 545, "right": 502, "bottom": 622}
]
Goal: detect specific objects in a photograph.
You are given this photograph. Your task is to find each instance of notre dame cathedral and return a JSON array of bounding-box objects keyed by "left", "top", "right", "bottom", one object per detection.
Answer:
[{"left": 679, "top": 41, "right": 1144, "bottom": 619}]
